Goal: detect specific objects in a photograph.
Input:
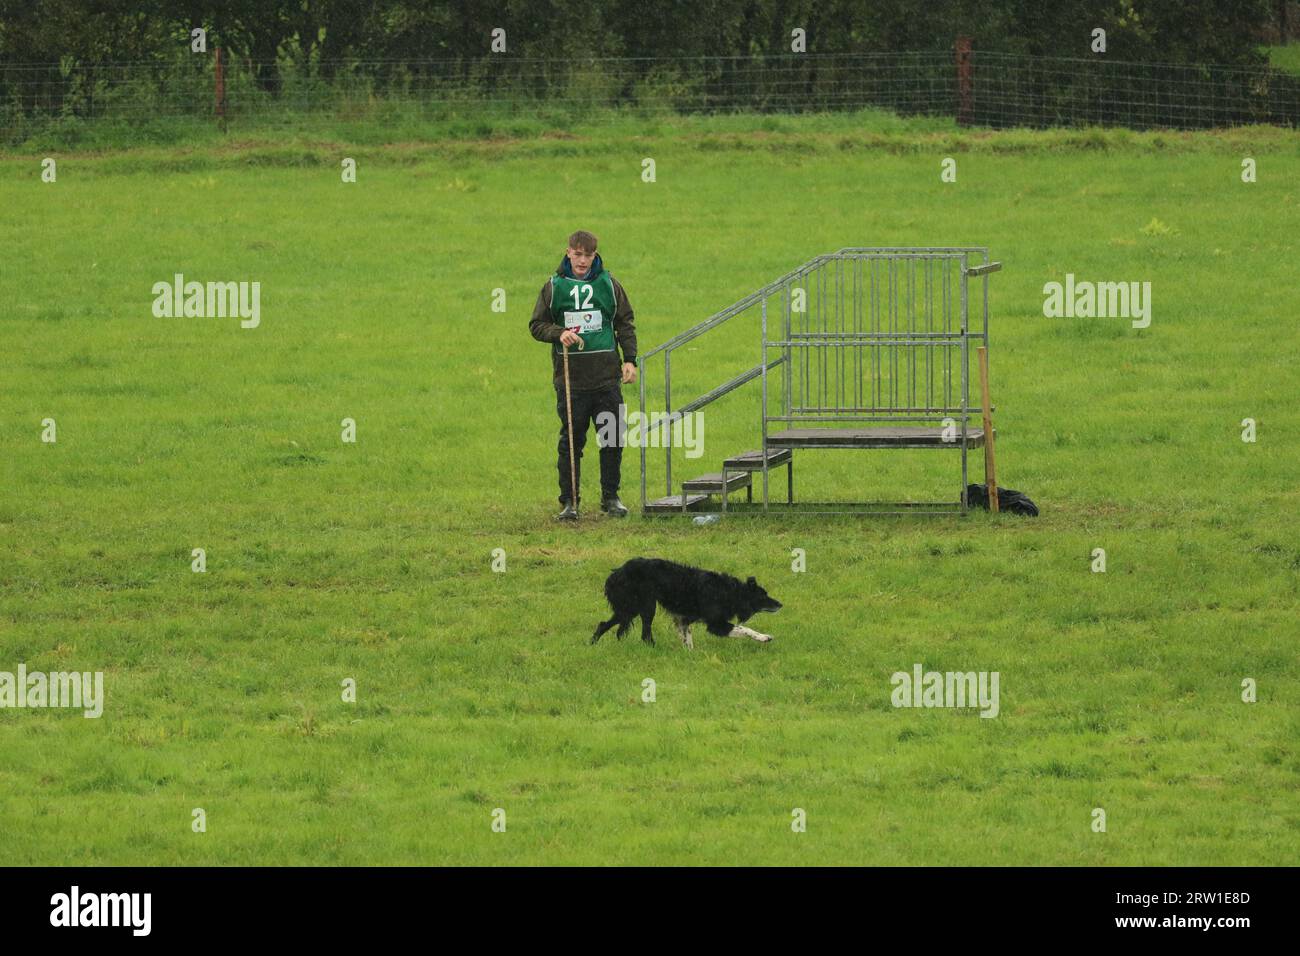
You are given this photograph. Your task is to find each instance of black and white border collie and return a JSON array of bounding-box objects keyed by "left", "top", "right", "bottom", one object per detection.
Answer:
[{"left": 591, "top": 558, "right": 783, "bottom": 649}]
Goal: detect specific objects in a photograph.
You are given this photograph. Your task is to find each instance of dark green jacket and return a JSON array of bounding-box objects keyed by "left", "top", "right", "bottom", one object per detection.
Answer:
[{"left": 529, "top": 254, "right": 638, "bottom": 392}]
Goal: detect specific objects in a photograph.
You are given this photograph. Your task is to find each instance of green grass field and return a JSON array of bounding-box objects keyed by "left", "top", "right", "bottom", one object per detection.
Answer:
[
  {"left": 1266, "top": 42, "right": 1300, "bottom": 75},
  {"left": 2, "top": 112, "right": 1298, "bottom": 865}
]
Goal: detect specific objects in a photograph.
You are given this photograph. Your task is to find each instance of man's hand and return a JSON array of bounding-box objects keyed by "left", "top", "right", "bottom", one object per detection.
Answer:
[
  {"left": 621, "top": 362, "right": 637, "bottom": 384},
  {"left": 559, "top": 329, "right": 581, "bottom": 348}
]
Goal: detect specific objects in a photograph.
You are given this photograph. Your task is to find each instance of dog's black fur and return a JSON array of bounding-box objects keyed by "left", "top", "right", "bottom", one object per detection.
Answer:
[
  {"left": 591, "top": 558, "right": 782, "bottom": 646},
  {"left": 966, "top": 483, "right": 1039, "bottom": 516}
]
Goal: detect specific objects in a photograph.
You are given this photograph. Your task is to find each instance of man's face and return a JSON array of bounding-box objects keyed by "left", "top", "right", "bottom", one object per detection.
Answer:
[{"left": 567, "top": 245, "right": 595, "bottom": 278}]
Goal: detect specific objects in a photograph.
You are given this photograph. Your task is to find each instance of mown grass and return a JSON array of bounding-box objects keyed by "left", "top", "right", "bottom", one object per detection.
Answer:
[
  {"left": 1265, "top": 42, "right": 1300, "bottom": 75},
  {"left": 1, "top": 112, "right": 1298, "bottom": 864}
]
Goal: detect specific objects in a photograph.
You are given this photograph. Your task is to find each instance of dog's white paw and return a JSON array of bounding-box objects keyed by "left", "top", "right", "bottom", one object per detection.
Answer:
[{"left": 754, "top": 633, "right": 773, "bottom": 643}]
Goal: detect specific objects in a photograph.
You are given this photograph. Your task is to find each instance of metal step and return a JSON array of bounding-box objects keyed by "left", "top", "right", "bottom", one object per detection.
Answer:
[
  {"left": 681, "top": 471, "right": 752, "bottom": 495},
  {"left": 644, "top": 493, "right": 710, "bottom": 514},
  {"left": 722, "top": 448, "right": 792, "bottom": 470}
]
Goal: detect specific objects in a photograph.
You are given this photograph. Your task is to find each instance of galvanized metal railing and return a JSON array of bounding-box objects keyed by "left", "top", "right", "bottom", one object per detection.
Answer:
[
  {"left": 639, "top": 247, "right": 1000, "bottom": 513},
  {"left": 637, "top": 256, "right": 823, "bottom": 509}
]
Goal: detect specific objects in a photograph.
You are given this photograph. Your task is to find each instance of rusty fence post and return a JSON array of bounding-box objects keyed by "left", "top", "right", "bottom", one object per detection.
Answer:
[
  {"left": 214, "top": 45, "right": 227, "bottom": 131},
  {"left": 955, "top": 35, "right": 973, "bottom": 126}
]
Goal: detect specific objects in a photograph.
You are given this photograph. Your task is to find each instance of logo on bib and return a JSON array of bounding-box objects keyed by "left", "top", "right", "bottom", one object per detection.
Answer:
[{"left": 564, "top": 310, "right": 603, "bottom": 333}]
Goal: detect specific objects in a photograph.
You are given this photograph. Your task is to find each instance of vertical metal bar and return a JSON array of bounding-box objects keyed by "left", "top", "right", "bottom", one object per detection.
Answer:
[
  {"left": 761, "top": 297, "right": 769, "bottom": 510},
  {"left": 978, "top": 251, "right": 991, "bottom": 513},
  {"left": 891, "top": 259, "right": 899, "bottom": 410},
  {"left": 944, "top": 257, "right": 952, "bottom": 410},
  {"left": 784, "top": 283, "right": 792, "bottom": 420},
  {"left": 909, "top": 258, "right": 917, "bottom": 410},
  {"left": 961, "top": 440, "right": 969, "bottom": 512},
  {"left": 925, "top": 257, "right": 933, "bottom": 413},
  {"left": 837, "top": 258, "right": 844, "bottom": 411},
  {"left": 819, "top": 265, "right": 827, "bottom": 411},
  {"left": 873, "top": 258, "right": 880, "bottom": 409},
  {"left": 960, "top": 258, "right": 970, "bottom": 509},
  {"left": 854, "top": 257, "right": 862, "bottom": 411},
  {"left": 982, "top": 253, "right": 991, "bottom": 352},
  {"left": 665, "top": 351, "right": 672, "bottom": 498},
  {"left": 795, "top": 278, "right": 806, "bottom": 413},
  {"left": 639, "top": 355, "right": 647, "bottom": 510}
]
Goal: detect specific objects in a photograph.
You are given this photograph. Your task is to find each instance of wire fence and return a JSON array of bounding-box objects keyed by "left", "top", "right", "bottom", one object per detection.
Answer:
[
  {"left": 971, "top": 51, "right": 1300, "bottom": 129},
  {"left": 2, "top": 48, "right": 1298, "bottom": 145}
]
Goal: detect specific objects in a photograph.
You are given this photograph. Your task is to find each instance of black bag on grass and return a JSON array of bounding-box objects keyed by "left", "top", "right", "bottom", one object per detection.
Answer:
[{"left": 966, "top": 483, "right": 1039, "bottom": 516}]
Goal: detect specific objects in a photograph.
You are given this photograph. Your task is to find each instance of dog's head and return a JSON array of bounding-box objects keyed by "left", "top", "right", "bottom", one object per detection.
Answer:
[{"left": 738, "top": 576, "right": 782, "bottom": 621}]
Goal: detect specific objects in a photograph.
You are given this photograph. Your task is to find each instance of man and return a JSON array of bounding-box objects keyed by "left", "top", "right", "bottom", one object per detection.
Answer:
[{"left": 529, "top": 230, "right": 638, "bottom": 521}]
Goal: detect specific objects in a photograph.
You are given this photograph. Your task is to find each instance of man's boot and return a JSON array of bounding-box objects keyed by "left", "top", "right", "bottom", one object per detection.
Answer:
[
  {"left": 601, "top": 494, "right": 628, "bottom": 518},
  {"left": 556, "top": 498, "right": 579, "bottom": 521}
]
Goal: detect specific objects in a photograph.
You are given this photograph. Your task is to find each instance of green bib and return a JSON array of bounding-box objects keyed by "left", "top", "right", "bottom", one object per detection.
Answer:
[{"left": 550, "top": 272, "right": 617, "bottom": 355}]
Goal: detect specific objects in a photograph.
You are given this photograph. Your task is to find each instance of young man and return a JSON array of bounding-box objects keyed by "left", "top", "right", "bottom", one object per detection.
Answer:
[{"left": 529, "top": 230, "right": 638, "bottom": 521}]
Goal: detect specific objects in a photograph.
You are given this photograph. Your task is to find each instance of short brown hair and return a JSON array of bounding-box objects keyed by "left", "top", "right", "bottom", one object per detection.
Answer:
[{"left": 567, "top": 230, "right": 598, "bottom": 253}]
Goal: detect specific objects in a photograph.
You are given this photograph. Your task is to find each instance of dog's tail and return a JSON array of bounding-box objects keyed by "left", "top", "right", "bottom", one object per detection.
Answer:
[
  {"left": 604, "top": 564, "right": 631, "bottom": 609},
  {"left": 591, "top": 564, "right": 636, "bottom": 643}
]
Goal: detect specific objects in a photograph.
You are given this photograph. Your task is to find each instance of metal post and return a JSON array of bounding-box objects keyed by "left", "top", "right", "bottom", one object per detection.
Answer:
[
  {"left": 664, "top": 351, "right": 672, "bottom": 499},
  {"left": 761, "top": 297, "right": 769, "bottom": 511},
  {"left": 784, "top": 283, "right": 792, "bottom": 421},
  {"left": 960, "top": 259, "right": 970, "bottom": 511},
  {"left": 638, "top": 356, "right": 647, "bottom": 510},
  {"left": 982, "top": 267, "right": 990, "bottom": 351},
  {"left": 780, "top": 282, "right": 790, "bottom": 509}
]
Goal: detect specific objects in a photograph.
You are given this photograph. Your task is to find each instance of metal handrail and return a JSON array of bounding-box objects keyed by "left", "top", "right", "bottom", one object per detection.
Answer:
[
  {"left": 836, "top": 246, "right": 988, "bottom": 255},
  {"left": 639, "top": 254, "right": 837, "bottom": 359},
  {"left": 639, "top": 253, "right": 842, "bottom": 507},
  {"left": 678, "top": 357, "right": 786, "bottom": 416}
]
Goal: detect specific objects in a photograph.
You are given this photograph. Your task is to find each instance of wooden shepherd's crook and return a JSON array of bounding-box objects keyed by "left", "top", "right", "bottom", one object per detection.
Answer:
[
  {"left": 977, "top": 346, "right": 999, "bottom": 513},
  {"left": 561, "top": 335, "right": 584, "bottom": 512}
]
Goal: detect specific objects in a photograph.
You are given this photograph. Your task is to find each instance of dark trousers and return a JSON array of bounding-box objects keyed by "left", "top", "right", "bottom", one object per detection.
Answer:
[{"left": 555, "top": 384, "right": 623, "bottom": 504}]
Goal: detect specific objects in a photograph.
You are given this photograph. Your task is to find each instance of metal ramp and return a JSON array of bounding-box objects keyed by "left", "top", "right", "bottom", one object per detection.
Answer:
[{"left": 638, "top": 247, "right": 1002, "bottom": 515}]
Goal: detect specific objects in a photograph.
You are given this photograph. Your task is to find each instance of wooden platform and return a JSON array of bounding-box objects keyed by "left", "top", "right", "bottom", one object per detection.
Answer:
[
  {"left": 681, "top": 471, "right": 753, "bottom": 495},
  {"left": 643, "top": 493, "right": 711, "bottom": 513},
  {"left": 768, "top": 426, "right": 985, "bottom": 448},
  {"left": 722, "top": 448, "right": 793, "bottom": 470}
]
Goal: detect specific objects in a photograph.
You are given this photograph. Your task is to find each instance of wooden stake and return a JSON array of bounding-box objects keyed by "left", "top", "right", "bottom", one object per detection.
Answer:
[
  {"left": 559, "top": 338, "right": 585, "bottom": 515},
  {"left": 977, "top": 346, "right": 999, "bottom": 513},
  {"left": 214, "top": 46, "right": 227, "bottom": 132},
  {"left": 562, "top": 342, "right": 577, "bottom": 513}
]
